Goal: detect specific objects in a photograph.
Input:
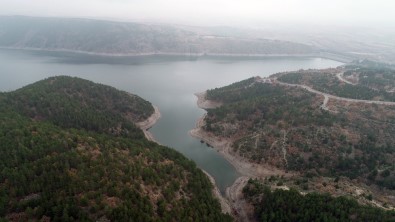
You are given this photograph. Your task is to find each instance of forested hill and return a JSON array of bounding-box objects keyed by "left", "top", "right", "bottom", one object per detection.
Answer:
[
  {"left": 0, "top": 77, "right": 231, "bottom": 221},
  {"left": 0, "top": 16, "right": 315, "bottom": 56},
  {"left": 4, "top": 76, "right": 153, "bottom": 138}
]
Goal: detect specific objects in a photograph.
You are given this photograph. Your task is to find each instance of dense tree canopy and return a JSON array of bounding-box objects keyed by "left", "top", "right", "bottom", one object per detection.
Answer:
[
  {"left": 0, "top": 76, "right": 231, "bottom": 221},
  {"left": 243, "top": 179, "right": 395, "bottom": 222}
]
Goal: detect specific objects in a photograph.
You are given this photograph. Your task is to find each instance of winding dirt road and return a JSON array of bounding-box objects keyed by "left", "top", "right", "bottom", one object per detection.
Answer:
[
  {"left": 261, "top": 78, "right": 395, "bottom": 106},
  {"left": 192, "top": 75, "right": 395, "bottom": 221}
]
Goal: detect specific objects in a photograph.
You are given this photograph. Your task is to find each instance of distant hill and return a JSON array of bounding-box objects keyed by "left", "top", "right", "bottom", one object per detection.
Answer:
[
  {"left": 0, "top": 76, "right": 231, "bottom": 221},
  {"left": 0, "top": 16, "right": 316, "bottom": 56}
]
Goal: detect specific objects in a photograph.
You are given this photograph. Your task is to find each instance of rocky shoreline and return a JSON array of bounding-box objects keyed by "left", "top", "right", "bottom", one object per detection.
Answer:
[{"left": 137, "top": 105, "right": 161, "bottom": 143}]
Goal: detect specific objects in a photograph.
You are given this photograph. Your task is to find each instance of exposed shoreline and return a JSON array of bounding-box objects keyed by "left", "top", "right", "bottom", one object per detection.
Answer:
[
  {"left": 195, "top": 91, "right": 223, "bottom": 109},
  {"left": 190, "top": 115, "right": 287, "bottom": 178},
  {"left": 137, "top": 105, "right": 161, "bottom": 143},
  {"left": 190, "top": 91, "right": 289, "bottom": 178},
  {"left": 190, "top": 91, "right": 291, "bottom": 220},
  {"left": 0, "top": 46, "right": 351, "bottom": 63},
  {"left": 225, "top": 176, "right": 251, "bottom": 221}
]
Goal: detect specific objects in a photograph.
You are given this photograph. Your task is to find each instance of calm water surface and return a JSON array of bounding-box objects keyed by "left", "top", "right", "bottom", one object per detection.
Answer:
[{"left": 0, "top": 49, "right": 343, "bottom": 193}]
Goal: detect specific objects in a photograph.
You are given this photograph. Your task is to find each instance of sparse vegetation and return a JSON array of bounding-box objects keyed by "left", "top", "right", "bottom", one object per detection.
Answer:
[
  {"left": 344, "top": 66, "right": 395, "bottom": 92},
  {"left": 277, "top": 67, "right": 395, "bottom": 101},
  {"left": 204, "top": 66, "right": 395, "bottom": 191}
]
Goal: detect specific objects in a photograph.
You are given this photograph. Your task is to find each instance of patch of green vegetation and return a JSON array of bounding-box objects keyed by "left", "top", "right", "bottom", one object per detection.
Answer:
[
  {"left": 275, "top": 72, "right": 304, "bottom": 84},
  {"left": 206, "top": 77, "right": 257, "bottom": 103},
  {"left": 0, "top": 76, "right": 232, "bottom": 221},
  {"left": 243, "top": 179, "right": 395, "bottom": 222}
]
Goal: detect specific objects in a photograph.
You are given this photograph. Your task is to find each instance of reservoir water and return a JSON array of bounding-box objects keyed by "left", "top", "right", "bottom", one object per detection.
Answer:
[{"left": 0, "top": 49, "right": 342, "bottom": 193}]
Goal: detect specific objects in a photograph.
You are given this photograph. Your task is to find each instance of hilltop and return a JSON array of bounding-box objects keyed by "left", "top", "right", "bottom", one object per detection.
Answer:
[{"left": 0, "top": 76, "right": 231, "bottom": 221}]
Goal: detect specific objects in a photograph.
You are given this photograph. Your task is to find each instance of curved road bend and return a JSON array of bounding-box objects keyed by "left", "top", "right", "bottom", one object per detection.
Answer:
[{"left": 258, "top": 78, "right": 395, "bottom": 106}]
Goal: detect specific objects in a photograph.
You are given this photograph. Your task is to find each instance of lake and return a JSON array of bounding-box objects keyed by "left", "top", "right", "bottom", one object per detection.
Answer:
[{"left": 0, "top": 49, "right": 342, "bottom": 193}]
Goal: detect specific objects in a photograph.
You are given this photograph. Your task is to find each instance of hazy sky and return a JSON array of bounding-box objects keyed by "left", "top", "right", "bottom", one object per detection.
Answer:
[{"left": 1, "top": 0, "right": 394, "bottom": 27}]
